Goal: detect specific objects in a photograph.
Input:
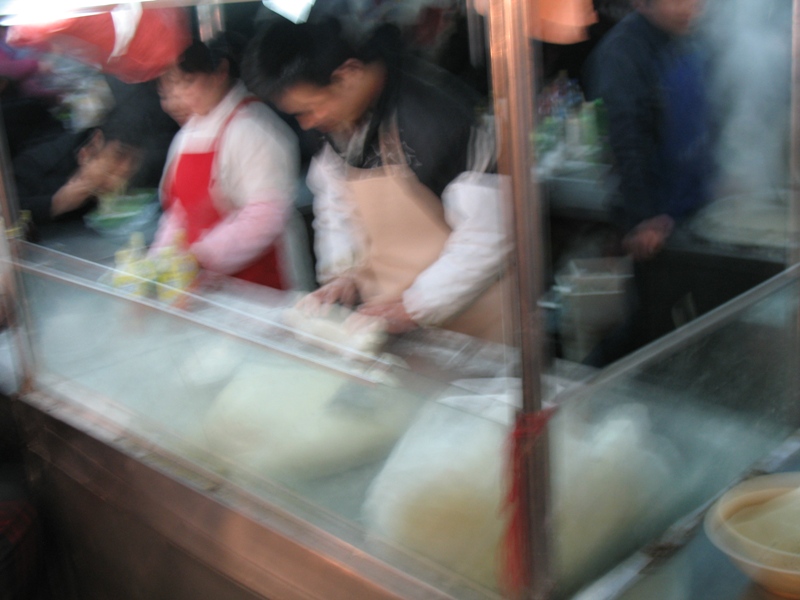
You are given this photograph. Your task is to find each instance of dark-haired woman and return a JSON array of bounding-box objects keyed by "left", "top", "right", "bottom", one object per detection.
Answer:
[{"left": 153, "top": 35, "right": 300, "bottom": 289}]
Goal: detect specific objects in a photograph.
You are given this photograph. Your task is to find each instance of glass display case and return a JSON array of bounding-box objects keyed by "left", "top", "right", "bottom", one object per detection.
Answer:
[
  {"left": 0, "top": 1, "right": 798, "bottom": 599},
  {"left": 13, "top": 241, "right": 516, "bottom": 599},
  {"left": 5, "top": 237, "right": 800, "bottom": 600}
]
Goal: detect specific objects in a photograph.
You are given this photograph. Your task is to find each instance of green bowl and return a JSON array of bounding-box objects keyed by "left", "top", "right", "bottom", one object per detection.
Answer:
[{"left": 85, "top": 189, "right": 159, "bottom": 236}]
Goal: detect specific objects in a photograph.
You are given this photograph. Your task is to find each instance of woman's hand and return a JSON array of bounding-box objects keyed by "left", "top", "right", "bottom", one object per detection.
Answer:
[
  {"left": 294, "top": 276, "right": 360, "bottom": 317},
  {"left": 312, "top": 276, "right": 360, "bottom": 307},
  {"left": 358, "top": 300, "right": 419, "bottom": 334}
]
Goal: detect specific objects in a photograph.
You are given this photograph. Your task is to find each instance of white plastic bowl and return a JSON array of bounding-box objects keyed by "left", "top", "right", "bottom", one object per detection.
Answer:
[{"left": 705, "top": 472, "right": 800, "bottom": 598}]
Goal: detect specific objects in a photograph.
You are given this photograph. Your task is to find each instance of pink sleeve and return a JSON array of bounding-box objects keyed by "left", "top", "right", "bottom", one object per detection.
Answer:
[{"left": 190, "top": 200, "right": 289, "bottom": 275}]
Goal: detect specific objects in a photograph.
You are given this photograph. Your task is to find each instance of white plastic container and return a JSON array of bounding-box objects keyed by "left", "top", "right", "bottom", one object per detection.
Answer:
[{"left": 555, "top": 257, "right": 632, "bottom": 362}]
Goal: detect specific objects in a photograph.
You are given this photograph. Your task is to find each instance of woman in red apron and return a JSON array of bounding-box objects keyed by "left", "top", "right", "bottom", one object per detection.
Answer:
[{"left": 152, "top": 34, "right": 300, "bottom": 289}]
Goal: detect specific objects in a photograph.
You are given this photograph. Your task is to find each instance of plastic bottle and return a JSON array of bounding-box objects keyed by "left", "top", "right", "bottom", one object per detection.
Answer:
[
  {"left": 155, "top": 230, "right": 198, "bottom": 303},
  {"left": 112, "top": 232, "right": 154, "bottom": 297}
]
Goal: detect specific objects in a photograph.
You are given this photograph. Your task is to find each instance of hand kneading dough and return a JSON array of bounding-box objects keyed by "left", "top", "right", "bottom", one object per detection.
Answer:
[
  {"left": 201, "top": 363, "right": 418, "bottom": 481},
  {"left": 283, "top": 301, "right": 388, "bottom": 357},
  {"left": 363, "top": 401, "right": 674, "bottom": 590}
]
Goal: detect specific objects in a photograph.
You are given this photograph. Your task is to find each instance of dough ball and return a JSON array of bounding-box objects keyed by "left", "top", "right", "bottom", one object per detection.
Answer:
[
  {"left": 201, "top": 363, "right": 419, "bottom": 481},
  {"left": 283, "top": 300, "right": 388, "bottom": 357},
  {"left": 362, "top": 401, "right": 676, "bottom": 590},
  {"left": 177, "top": 339, "right": 243, "bottom": 388},
  {"left": 363, "top": 404, "right": 506, "bottom": 588}
]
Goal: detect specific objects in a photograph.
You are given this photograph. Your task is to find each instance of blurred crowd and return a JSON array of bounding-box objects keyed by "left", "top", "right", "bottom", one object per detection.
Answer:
[{"left": 0, "top": 0, "right": 789, "bottom": 363}]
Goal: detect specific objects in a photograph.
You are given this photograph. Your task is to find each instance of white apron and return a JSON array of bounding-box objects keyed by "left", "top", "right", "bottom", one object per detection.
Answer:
[{"left": 345, "top": 122, "right": 509, "bottom": 343}]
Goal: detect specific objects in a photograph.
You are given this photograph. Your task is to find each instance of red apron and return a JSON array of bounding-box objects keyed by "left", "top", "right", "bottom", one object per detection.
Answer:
[{"left": 164, "top": 97, "right": 286, "bottom": 289}]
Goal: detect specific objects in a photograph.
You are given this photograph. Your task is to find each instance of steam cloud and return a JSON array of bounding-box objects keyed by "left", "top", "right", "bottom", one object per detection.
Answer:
[{"left": 700, "top": 0, "right": 792, "bottom": 195}]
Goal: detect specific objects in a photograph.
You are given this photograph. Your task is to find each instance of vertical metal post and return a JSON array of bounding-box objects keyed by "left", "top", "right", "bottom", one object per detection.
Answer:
[
  {"left": 486, "top": 0, "right": 552, "bottom": 598},
  {"left": 466, "top": 0, "right": 487, "bottom": 69},
  {"left": 792, "top": 0, "right": 800, "bottom": 268},
  {"left": 0, "top": 116, "right": 18, "bottom": 239},
  {"left": 790, "top": 0, "right": 800, "bottom": 436},
  {"left": 0, "top": 109, "right": 35, "bottom": 395},
  {"left": 197, "top": 3, "right": 224, "bottom": 42}
]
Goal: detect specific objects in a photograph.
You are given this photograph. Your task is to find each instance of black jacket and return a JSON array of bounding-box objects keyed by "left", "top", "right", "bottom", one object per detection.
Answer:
[
  {"left": 329, "top": 58, "right": 488, "bottom": 199},
  {"left": 583, "top": 12, "right": 712, "bottom": 232},
  {"left": 12, "top": 129, "right": 93, "bottom": 225}
]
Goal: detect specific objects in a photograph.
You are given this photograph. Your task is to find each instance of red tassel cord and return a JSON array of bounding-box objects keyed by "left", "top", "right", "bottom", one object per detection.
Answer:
[{"left": 501, "top": 406, "right": 558, "bottom": 597}]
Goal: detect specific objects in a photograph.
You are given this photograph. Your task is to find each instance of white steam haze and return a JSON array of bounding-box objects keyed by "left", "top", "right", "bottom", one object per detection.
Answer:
[{"left": 699, "top": 0, "right": 792, "bottom": 196}]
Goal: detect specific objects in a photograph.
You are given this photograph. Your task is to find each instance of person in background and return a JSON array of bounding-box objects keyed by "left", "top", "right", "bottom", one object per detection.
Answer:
[
  {"left": 13, "top": 105, "right": 146, "bottom": 225},
  {"left": 104, "top": 76, "right": 180, "bottom": 190},
  {"left": 244, "top": 19, "right": 510, "bottom": 342},
  {"left": 13, "top": 72, "right": 180, "bottom": 228},
  {"left": 152, "top": 33, "right": 301, "bottom": 289},
  {"left": 582, "top": 0, "right": 714, "bottom": 365}
]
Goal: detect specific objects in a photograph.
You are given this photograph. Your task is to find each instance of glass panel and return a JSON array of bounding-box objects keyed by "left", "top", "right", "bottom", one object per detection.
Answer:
[
  {"left": 16, "top": 242, "right": 517, "bottom": 599},
  {"left": 540, "top": 0, "right": 793, "bottom": 368},
  {"left": 552, "top": 272, "right": 800, "bottom": 597},
  {"left": 16, "top": 242, "right": 800, "bottom": 599}
]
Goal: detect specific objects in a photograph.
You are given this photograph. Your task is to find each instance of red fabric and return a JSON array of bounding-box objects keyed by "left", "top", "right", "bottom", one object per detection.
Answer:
[
  {"left": 165, "top": 98, "right": 285, "bottom": 289},
  {"left": 7, "top": 8, "right": 191, "bottom": 83},
  {"left": 501, "top": 405, "right": 557, "bottom": 597}
]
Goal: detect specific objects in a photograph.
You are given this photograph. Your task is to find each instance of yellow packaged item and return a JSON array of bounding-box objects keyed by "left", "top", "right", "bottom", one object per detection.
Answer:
[
  {"left": 155, "top": 230, "right": 199, "bottom": 303},
  {"left": 112, "top": 233, "right": 154, "bottom": 297}
]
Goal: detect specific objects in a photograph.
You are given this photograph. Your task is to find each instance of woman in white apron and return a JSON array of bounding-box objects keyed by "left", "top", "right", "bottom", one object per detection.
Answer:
[
  {"left": 245, "top": 20, "right": 511, "bottom": 343},
  {"left": 152, "top": 34, "right": 306, "bottom": 289}
]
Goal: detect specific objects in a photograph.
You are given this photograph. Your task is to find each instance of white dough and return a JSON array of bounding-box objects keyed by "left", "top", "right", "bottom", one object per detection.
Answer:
[
  {"left": 283, "top": 299, "right": 388, "bottom": 357},
  {"left": 177, "top": 339, "right": 243, "bottom": 388},
  {"left": 200, "top": 363, "right": 419, "bottom": 481},
  {"left": 363, "top": 402, "right": 507, "bottom": 588},
  {"left": 363, "top": 395, "right": 675, "bottom": 591},
  {"left": 551, "top": 404, "right": 673, "bottom": 585}
]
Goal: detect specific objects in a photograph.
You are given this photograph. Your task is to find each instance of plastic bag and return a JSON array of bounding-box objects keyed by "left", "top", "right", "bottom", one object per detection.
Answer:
[
  {"left": 197, "top": 363, "right": 421, "bottom": 481},
  {"left": 362, "top": 387, "right": 676, "bottom": 591},
  {"left": 7, "top": 6, "right": 191, "bottom": 83}
]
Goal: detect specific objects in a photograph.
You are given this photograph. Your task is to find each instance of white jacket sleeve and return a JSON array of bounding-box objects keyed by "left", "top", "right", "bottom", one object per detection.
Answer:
[
  {"left": 403, "top": 172, "right": 512, "bottom": 326},
  {"left": 216, "top": 107, "right": 298, "bottom": 212},
  {"left": 307, "top": 145, "right": 366, "bottom": 283}
]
